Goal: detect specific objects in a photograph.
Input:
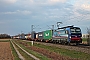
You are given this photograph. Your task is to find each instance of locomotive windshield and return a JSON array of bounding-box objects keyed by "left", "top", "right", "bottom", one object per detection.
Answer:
[{"left": 70, "top": 28, "right": 81, "bottom": 33}]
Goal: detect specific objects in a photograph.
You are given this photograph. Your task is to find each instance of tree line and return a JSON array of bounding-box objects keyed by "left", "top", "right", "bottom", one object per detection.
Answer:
[{"left": 0, "top": 34, "right": 11, "bottom": 39}]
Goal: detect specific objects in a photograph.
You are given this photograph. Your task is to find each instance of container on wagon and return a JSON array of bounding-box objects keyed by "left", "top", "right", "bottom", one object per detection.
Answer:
[
  {"left": 28, "top": 34, "right": 32, "bottom": 40},
  {"left": 20, "top": 34, "right": 26, "bottom": 40},
  {"left": 35, "top": 33, "right": 38, "bottom": 41},
  {"left": 31, "top": 31, "right": 36, "bottom": 41},
  {"left": 25, "top": 34, "right": 28, "bottom": 40},
  {"left": 43, "top": 30, "right": 52, "bottom": 42},
  {"left": 25, "top": 34, "right": 32, "bottom": 40},
  {"left": 38, "top": 32, "right": 43, "bottom": 41}
]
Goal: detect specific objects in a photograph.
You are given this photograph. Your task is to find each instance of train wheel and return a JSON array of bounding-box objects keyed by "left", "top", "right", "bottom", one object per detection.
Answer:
[
  {"left": 52, "top": 40, "right": 55, "bottom": 44},
  {"left": 52, "top": 40, "right": 56, "bottom": 44},
  {"left": 76, "top": 43, "right": 79, "bottom": 45},
  {"left": 67, "top": 42, "right": 71, "bottom": 45},
  {"left": 45, "top": 40, "right": 49, "bottom": 43}
]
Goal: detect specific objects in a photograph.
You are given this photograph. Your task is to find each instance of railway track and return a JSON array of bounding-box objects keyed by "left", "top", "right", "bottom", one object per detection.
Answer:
[
  {"left": 10, "top": 40, "right": 40, "bottom": 60},
  {"left": 25, "top": 40, "right": 90, "bottom": 54},
  {"left": 75, "top": 44, "right": 90, "bottom": 49}
]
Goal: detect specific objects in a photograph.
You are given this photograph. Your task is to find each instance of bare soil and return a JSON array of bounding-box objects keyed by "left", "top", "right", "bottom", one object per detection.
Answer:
[{"left": 0, "top": 42, "right": 13, "bottom": 60}]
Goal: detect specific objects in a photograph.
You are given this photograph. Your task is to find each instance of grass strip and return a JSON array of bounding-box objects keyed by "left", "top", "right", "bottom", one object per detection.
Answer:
[
  {"left": 0, "top": 40, "right": 10, "bottom": 42},
  {"left": 12, "top": 41, "right": 35, "bottom": 60},
  {"left": 82, "top": 38, "right": 87, "bottom": 42},
  {"left": 33, "top": 42, "right": 90, "bottom": 60},
  {"left": 14, "top": 40, "right": 51, "bottom": 60},
  {"left": 10, "top": 40, "right": 21, "bottom": 60}
]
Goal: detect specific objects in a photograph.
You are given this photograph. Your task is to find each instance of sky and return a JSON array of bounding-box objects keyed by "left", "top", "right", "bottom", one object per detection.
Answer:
[{"left": 0, "top": 0, "right": 90, "bottom": 35}]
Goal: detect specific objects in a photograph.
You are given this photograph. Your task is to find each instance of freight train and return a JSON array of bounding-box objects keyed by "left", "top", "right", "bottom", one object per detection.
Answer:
[{"left": 13, "top": 25, "right": 82, "bottom": 45}]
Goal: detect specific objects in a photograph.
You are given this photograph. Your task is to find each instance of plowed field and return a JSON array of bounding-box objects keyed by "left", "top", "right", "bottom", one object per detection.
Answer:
[{"left": 0, "top": 42, "right": 13, "bottom": 60}]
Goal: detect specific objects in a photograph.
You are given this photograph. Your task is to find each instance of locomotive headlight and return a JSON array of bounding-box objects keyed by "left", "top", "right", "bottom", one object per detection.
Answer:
[{"left": 69, "top": 36, "right": 71, "bottom": 38}]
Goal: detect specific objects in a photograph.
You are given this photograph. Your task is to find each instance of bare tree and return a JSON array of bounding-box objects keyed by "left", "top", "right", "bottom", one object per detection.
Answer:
[{"left": 87, "top": 27, "right": 90, "bottom": 45}]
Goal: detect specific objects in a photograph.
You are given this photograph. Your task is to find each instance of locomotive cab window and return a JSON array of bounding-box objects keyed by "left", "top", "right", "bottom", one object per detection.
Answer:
[{"left": 70, "top": 28, "right": 81, "bottom": 33}]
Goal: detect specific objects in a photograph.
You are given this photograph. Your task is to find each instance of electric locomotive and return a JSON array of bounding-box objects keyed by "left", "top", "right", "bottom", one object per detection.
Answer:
[{"left": 52, "top": 25, "right": 82, "bottom": 45}]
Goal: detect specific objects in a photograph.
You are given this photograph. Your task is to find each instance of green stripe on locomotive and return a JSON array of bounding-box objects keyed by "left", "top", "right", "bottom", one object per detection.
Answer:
[{"left": 43, "top": 30, "right": 52, "bottom": 40}]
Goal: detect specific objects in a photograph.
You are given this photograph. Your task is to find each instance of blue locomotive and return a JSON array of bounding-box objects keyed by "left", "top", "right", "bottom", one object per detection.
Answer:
[{"left": 52, "top": 26, "right": 82, "bottom": 45}]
